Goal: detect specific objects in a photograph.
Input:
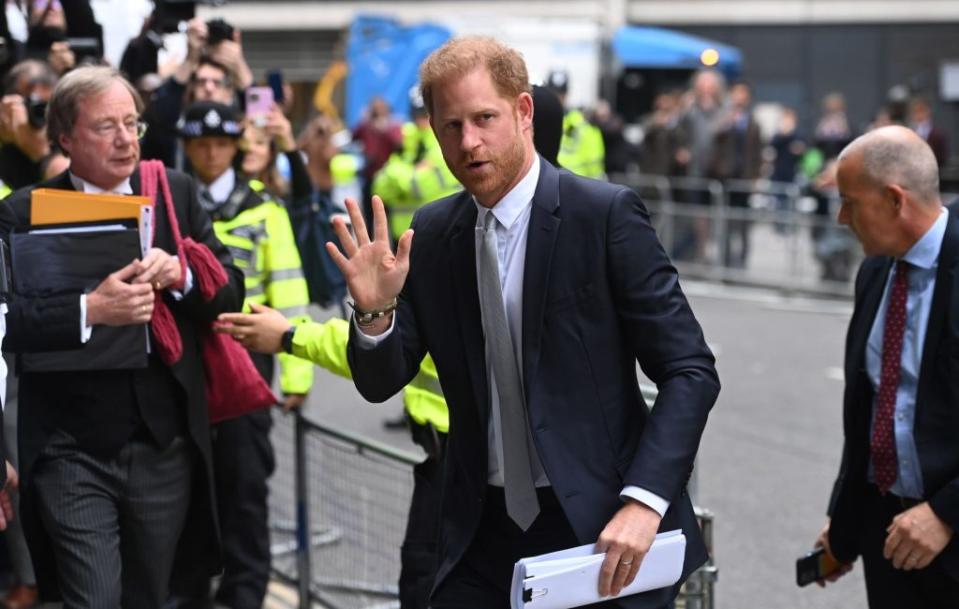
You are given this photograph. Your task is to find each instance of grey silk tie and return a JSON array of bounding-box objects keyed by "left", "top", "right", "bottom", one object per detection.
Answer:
[{"left": 477, "top": 209, "right": 540, "bottom": 530}]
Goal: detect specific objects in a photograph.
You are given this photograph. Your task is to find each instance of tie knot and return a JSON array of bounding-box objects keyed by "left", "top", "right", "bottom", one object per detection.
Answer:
[
  {"left": 482, "top": 209, "right": 497, "bottom": 232},
  {"left": 895, "top": 259, "right": 909, "bottom": 280}
]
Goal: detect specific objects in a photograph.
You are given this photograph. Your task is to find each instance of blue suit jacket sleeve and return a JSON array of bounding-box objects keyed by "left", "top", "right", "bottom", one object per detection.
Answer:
[{"left": 607, "top": 188, "right": 720, "bottom": 503}]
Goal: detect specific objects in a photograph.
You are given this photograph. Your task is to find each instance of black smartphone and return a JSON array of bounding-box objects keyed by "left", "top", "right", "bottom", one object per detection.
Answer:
[
  {"left": 796, "top": 547, "right": 841, "bottom": 587},
  {"left": 267, "top": 69, "right": 285, "bottom": 105}
]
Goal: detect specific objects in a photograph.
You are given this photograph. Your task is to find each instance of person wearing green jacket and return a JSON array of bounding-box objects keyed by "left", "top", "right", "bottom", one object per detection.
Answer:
[
  {"left": 544, "top": 70, "right": 606, "bottom": 179},
  {"left": 216, "top": 304, "right": 446, "bottom": 609},
  {"left": 373, "top": 91, "right": 460, "bottom": 243},
  {"left": 178, "top": 100, "right": 313, "bottom": 609}
]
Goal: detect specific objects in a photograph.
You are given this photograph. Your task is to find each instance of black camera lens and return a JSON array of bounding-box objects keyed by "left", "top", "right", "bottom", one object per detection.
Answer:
[{"left": 27, "top": 98, "right": 47, "bottom": 129}]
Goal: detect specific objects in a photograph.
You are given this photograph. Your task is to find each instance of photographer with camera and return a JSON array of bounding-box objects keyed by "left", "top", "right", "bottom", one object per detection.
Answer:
[
  {"left": 140, "top": 17, "right": 253, "bottom": 168},
  {"left": 23, "top": 0, "right": 102, "bottom": 65},
  {"left": 0, "top": 59, "right": 67, "bottom": 190}
]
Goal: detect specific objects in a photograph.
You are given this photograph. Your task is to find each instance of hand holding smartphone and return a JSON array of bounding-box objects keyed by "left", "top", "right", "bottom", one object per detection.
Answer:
[
  {"left": 266, "top": 69, "right": 285, "bottom": 105},
  {"left": 245, "top": 87, "right": 274, "bottom": 128},
  {"left": 796, "top": 547, "right": 843, "bottom": 587}
]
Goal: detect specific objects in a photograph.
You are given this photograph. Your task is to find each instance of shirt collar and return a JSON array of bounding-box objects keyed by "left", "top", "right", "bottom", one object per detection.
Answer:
[
  {"left": 69, "top": 173, "right": 133, "bottom": 195},
  {"left": 474, "top": 155, "right": 540, "bottom": 229},
  {"left": 203, "top": 167, "right": 236, "bottom": 204},
  {"left": 902, "top": 206, "right": 948, "bottom": 270}
]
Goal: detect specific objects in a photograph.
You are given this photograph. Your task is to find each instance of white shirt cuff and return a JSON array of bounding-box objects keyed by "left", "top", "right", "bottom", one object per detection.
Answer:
[
  {"left": 80, "top": 294, "right": 93, "bottom": 343},
  {"left": 620, "top": 486, "right": 670, "bottom": 518},
  {"left": 352, "top": 312, "right": 395, "bottom": 349},
  {"left": 168, "top": 267, "right": 194, "bottom": 301}
]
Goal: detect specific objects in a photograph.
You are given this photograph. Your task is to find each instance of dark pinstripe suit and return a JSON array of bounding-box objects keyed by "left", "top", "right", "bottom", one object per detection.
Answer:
[{"left": 1, "top": 169, "right": 244, "bottom": 607}]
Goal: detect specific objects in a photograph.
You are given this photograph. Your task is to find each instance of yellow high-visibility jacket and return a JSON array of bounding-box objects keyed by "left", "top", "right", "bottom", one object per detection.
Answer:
[
  {"left": 558, "top": 109, "right": 606, "bottom": 179},
  {"left": 374, "top": 125, "right": 460, "bottom": 241},
  {"left": 292, "top": 318, "right": 448, "bottom": 433},
  {"left": 211, "top": 178, "right": 313, "bottom": 395}
]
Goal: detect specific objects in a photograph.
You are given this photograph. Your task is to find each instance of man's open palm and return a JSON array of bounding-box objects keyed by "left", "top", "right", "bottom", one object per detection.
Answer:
[{"left": 326, "top": 196, "right": 413, "bottom": 312}]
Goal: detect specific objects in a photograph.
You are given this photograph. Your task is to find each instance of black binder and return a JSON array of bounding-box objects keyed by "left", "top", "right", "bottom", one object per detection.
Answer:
[{"left": 11, "top": 224, "right": 148, "bottom": 371}]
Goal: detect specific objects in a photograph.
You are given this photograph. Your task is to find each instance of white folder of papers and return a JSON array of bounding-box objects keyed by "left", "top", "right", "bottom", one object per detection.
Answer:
[{"left": 510, "top": 530, "right": 686, "bottom": 609}]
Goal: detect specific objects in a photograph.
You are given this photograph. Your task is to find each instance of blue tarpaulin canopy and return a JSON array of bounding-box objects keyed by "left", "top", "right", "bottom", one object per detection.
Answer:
[
  {"left": 345, "top": 15, "right": 451, "bottom": 129},
  {"left": 612, "top": 25, "right": 742, "bottom": 78}
]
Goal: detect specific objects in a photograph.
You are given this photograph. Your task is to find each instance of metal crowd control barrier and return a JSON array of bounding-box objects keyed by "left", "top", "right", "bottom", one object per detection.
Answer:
[
  {"left": 268, "top": 383, "right": 717, "bottom": 609},
  {"left": 608, "top": 172, "right": 861, "bottom": 298}
]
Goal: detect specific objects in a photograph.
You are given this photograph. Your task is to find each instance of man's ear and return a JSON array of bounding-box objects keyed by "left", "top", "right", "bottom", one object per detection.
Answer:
[
  {"left": 516, "top": 91, "right": 533, "bottom": 129},
  {"left": 57, "top": 132, "right": 71, "bottom": 157},
  {"left": 887, "top": 183, "right": 907, "bottom": 213}
]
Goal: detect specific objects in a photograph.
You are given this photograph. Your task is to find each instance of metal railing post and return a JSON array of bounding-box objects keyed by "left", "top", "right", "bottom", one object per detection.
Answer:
[
  {"left": 709, "top": 180, "right": 725, "bottom": 281},
  {"left": 294, "top": 409, "right": 312, "bottom": 609}
]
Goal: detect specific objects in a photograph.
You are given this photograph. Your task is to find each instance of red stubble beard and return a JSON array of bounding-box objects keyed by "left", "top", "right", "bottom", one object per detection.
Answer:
[{"left": 448, "top": 128, "right": 527, "bottom": 204}]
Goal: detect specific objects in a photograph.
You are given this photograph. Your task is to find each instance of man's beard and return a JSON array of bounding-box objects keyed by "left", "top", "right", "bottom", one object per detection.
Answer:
[{"left": 450, "top": 130, "right": 526, "bottom": 203}]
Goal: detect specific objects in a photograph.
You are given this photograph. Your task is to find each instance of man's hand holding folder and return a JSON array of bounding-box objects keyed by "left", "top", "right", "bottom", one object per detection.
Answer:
[
  {"left": 510, "top": 530, "right": 687, "bottom": 609},
  {"left": 86, "top": 246, "right": 184, "bottom": 327},
  {"left": 594, "top": 500, "right": 663, "bottom": 597},
  {"left": 9, "top": 188, "right": 182, "bottom": 371},
  {"left": 85, "top": 260, "right": 155, "bottom": 326},
  {"left": 129, "top": 247, "right": 183, "bottom": 292}
]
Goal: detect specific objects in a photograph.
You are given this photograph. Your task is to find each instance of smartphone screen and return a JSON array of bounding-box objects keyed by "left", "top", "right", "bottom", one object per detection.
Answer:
[
  {"left": 796, "top": 548, "right": 841, "bottom": 587},
  {"left": 245, "top": 87, "right": 274, "bottom": 126}
]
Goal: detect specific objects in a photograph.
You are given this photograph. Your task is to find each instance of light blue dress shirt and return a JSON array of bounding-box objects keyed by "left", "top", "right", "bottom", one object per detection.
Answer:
[{"left": 865, "top": 207, "right": 948, "bottom": 498}]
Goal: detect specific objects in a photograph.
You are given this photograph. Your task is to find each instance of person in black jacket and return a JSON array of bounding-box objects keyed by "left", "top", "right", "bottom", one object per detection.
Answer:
[
  {"left": 140, "top": 18, "right": 253, "bottom": 169},
  {"left": 0, "top": 65, "right": 243, "bottom": 609}
]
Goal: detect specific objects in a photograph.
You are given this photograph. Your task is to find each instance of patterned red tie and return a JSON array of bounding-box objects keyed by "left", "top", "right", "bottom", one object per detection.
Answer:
[{"left": 871, "top": 260, "right": 908, "bottom": 494}]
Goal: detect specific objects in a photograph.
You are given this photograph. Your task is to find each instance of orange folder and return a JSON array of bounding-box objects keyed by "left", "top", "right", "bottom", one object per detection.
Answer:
[{"left": 30, "top": 188, "right": 151, "bottom": 225}]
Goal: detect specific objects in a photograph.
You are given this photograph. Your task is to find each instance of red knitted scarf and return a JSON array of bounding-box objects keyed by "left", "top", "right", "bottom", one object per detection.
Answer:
[{"left": 139, "top": 160, "right": 228, "bottom": 365}]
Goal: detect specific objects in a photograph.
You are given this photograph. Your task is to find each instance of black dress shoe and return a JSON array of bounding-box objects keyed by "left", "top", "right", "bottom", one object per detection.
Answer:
[{"left": 382, "top": 413, "right": 409, "bottom": 430}]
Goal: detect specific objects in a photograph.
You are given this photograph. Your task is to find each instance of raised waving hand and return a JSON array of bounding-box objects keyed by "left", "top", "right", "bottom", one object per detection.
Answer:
[{"left": 326, "top": 196, "right": 413, "bottom": 334}]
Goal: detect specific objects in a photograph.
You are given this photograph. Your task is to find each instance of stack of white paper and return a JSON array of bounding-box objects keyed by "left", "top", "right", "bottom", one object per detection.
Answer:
[{"left": 510, "top": 530, "right": 686, "bottom": 609}]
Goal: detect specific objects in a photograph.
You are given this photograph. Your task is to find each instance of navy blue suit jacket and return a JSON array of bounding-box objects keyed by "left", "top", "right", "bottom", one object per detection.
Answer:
[
  {"left": 829, "top": 205, "right": 959, "bottom": 580},
  {"left": 348, "top": 159, "right": 720, "bottom": 607}
]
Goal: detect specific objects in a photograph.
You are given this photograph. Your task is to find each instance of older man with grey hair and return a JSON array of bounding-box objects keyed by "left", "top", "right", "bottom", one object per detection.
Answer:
[
  {"left": 815, "top": 125, "right": 959, "bottom": 608},
  {"left": 0, "top": 66, "right": 244, "bottom": 608}
]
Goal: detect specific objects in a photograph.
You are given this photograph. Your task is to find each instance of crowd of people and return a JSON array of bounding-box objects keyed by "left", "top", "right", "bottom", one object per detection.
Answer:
[
  {"left": 0, "top": 3, "right": 948, "bottom": 609},
  {"left": 578, "top": 71, "right": 953, "bottom": 281}
]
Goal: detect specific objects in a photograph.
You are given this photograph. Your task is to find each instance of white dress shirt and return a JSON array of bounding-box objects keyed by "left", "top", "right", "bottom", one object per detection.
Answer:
[
  {"left": 202, "top": 167, "right": 236, "bottom": 204},
  {"left": 356, "top": 156, "right": 668, "bottom": 517}
]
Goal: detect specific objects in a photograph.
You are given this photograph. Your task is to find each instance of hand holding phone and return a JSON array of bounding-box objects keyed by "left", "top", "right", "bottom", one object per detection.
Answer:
[
  {"left": 266, "top": 70, "right": 285, "bottom": 104},
  {"left": 796, "top": 547, "right": 843, "bottom": 587},
  {"left": 245, "top": 87, "right": 274, "bottom": 128}
]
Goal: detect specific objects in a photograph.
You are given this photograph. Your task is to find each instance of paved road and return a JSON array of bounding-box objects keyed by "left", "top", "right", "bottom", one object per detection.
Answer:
[{"left": 294, "top": 281, "right": 869, "bottom": 609}]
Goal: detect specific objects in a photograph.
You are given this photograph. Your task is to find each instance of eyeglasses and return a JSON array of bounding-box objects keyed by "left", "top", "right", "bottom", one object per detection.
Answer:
[
  {"left": 89, "top": 119, "right": 148, "bottom": 140},
  {"left": 194, "top": 77, "right": 227, "bottom": 89},
  {"left": 32, "top": 0, "right": 63, "bottom": 12}
]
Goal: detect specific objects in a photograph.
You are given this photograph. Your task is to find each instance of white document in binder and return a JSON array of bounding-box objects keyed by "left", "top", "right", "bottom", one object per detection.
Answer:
[{"left": 510, "top": 530, "right": 686, "bottom": 609}]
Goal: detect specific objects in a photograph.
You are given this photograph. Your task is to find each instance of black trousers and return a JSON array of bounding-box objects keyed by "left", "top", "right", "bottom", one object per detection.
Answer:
[
  {"left": 32, "top": 430, "right": 194, "bottom": 609},
  {"left": 431, "top": 485, "right": 630, "bottom": 609},
  {"left": 859, "top": 484, "right": 959, "bottom": 609},
  {"left": 175, "top": 353, "right": 276, "bottom": 609}
]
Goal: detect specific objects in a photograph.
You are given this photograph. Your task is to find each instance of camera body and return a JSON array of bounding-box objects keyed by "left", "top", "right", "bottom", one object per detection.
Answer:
[
  {"left": 153, "top": 0, "right": 228, "bottom": 35},
  {"left": 26, "top": 96, "right": 47, "bottom": 129},
  {"left": 206, "top": 18, "right": 235, "bottom": 45}
]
